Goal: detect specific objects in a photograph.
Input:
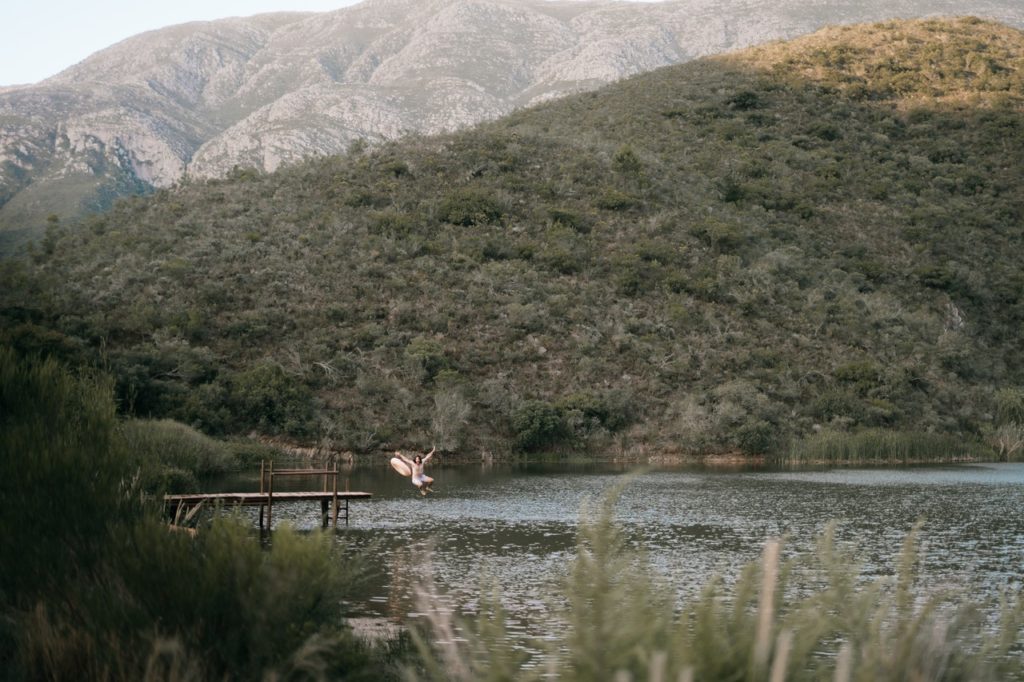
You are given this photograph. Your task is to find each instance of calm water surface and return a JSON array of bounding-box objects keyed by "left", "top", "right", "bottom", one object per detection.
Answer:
[{"left": 211, "top": 462, "right": 1024, "bottom": 641}]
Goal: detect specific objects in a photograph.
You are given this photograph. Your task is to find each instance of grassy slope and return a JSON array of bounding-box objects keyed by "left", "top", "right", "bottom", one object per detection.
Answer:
[{"left": 3, "top": 17, "right": 1023, "bottom": 456}]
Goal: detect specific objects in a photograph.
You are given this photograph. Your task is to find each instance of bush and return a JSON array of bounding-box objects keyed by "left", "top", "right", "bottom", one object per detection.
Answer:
[
  {"left": 16, "top": 518, "right": 384, "bottom": 682},
  {"left": 995, "top": 387, "right": 1024, "bottom": 425},
  {"left": 229, "top": 363, "right": 315, "bottom": 436},
  {"left": 548, "top": 207, "right": 591, "bottom": 233},
  {"left": 404, "top": 336, "right": 449, "bottom": 384},
  {"left": 595, "top": 188, "right": 641, "bottom": 211},
  {"left": 511, "top": 400, "right": 566, "bottom": 451},
  {"left": 438, "top": 188, "right": 504, "bottom": 226}
]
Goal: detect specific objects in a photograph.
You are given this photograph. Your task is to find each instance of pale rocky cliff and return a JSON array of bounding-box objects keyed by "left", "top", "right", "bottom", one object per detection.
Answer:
[{"left": 2, "top": 0, "right": 1023, "bottom": 244}]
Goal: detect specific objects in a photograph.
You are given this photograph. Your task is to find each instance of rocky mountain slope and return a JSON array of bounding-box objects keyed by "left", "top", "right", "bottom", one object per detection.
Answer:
[
  {"left": 5, "top": 17, "right": 1022, "bottom": 457},
  {"left": 2, "top": 0, "right": 1023, "bottom": 248}
]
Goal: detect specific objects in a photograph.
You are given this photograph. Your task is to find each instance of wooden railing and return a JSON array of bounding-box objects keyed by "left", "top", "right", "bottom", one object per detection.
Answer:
[
  {"left": 260, "top": 460, "right": 346, "bottom": 529},
  {"left": 165, "top": 461, "right": 371, "bottom": 532}
]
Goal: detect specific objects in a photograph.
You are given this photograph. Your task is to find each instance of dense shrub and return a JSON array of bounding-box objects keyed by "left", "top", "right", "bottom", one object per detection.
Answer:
[
  {"left": 511, "top": 400, "right": 566, "bottom": 452},
  {"left": 229, "top": 363, "right": 316, "bottom": 436},
  {"left": 0, "top": 347, "right": 134, "bottom": 604},
  {"left": 120, "top": 418, "right": 237, "bottom": 492},
  {"left": 437, "top": 188, "right": 504, "bottom": 226}
]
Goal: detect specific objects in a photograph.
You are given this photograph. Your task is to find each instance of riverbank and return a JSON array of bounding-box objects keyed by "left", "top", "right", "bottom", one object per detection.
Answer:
[{"left": 255, "top": 433, "right": 1002, "bottom": 471}]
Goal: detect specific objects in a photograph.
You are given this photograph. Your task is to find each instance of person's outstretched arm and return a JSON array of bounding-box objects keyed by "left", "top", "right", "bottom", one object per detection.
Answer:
[
  {"left": 395, "top": 451, "right": 414, "bottom": 465},
  {"left": 423, "top": 446, "right": 436, "bottom": 463}
]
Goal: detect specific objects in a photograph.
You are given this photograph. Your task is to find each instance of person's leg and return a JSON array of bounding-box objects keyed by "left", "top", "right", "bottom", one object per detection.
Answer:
[{"left": 423, "top": 475, "right": 434, "bottom": 492}]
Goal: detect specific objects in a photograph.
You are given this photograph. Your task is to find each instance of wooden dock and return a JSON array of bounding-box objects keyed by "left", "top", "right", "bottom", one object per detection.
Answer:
[{"left": 164, "top": 461, "right": 372, "bottom": 530}]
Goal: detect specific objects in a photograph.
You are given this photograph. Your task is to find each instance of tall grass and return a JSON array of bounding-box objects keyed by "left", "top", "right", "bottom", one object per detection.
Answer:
[
  {"left": 122, "top": 418, "right": 236, "bottom": 477},
  {"left": 782, "top": 429, "right": 990, "bottom": 465},
  {"left": 120, "top": 418, "right": 286, "bottom": 493},
  {"left": 409, "top": 490, "right": 1024, "bottom": 681},
  {"left": 0, "top": 347, "right": 135, "bottom": 604},
  {"left": 121, "top": 418, "right": 235, "bottom": 492}
]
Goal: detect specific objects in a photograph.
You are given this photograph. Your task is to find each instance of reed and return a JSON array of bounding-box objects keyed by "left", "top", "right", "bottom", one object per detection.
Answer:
[
  {"left": 408, "top": 491, "right": 1024, "bottom": 681},
  {"left": 782, "top": 428, "right": 989, "bottom": 465},
  {"left": 120, "top": 418, "right": 236, "bottom": 492},
  {"left": 121, "top": 418, "right": 235, "bottom": 476}
]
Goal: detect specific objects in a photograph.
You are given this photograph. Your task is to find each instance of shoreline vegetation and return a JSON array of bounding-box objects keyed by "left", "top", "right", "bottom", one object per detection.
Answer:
[
  {"left": 3, "top": 349, "right": 1022, "bottom": 680},
  {"left": 110, "top": 415, "right": 1020, "bottom": 496}
]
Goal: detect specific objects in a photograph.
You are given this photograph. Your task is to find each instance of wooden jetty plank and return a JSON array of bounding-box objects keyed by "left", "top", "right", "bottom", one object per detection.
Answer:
[{"left": 164, "top": 491, "right": 372, "bottom": 505}]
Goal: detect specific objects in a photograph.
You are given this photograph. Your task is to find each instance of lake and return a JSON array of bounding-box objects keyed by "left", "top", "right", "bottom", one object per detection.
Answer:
[{"left": 209, "top": 461, "right": 1024, "bottom": 646}]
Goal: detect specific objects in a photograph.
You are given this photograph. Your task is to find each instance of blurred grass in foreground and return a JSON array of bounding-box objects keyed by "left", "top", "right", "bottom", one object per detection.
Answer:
[{"left": 409, "top": 487, "right": 1024, "bottom": 681}]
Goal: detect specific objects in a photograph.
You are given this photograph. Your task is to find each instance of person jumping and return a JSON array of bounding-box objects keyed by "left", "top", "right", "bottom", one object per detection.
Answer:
[{"left": 395, "top": 446, "right": 436, "bottom": 495}]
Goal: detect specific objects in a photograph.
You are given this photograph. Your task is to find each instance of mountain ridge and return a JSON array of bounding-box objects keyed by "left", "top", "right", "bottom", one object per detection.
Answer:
[{"left": 3, "top": 0, "right": 1024, "bottom": 247}]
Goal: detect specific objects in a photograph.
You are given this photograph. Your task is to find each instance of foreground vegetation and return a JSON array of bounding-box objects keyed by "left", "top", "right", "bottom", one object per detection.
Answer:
[
  {"left": 0, "top": 349, "right": 404, "bottom": 680},
  {"left": 2, "top": 348, "right": 1022, "bottom": 680},
  {"left": 411, "top": 490, "right": 1024, "bottom": 681},
  {"left": 3, "top": 18, "right": 1024, "bottom": 458}
]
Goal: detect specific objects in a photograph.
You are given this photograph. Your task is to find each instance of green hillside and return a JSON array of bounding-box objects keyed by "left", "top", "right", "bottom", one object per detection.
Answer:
[{"left": 4, "top": 17, "right": 1024, "bottom": 458}]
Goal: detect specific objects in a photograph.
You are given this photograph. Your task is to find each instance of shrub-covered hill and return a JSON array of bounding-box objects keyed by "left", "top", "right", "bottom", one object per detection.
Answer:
[{"left": 4, "top": 17, "right": 1023, "bottom": 457}]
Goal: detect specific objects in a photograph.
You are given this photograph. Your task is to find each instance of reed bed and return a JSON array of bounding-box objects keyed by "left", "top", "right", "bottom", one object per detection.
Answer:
[{"left": 782, "top": 429, "right": 989, "bottom": 465}]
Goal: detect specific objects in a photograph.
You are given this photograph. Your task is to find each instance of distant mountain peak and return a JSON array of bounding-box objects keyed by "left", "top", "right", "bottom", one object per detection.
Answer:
[{"left": 2, "top": 0, "right": 1023, "bottom": 247}]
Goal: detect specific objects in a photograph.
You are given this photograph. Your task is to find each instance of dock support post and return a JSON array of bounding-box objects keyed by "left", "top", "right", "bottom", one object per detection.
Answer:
[
  {"left": 332, "top": 462, "right": 340, "bottom": 528},
  {"left": 267, "top": 460, "right": 274, "bottom": 531}
]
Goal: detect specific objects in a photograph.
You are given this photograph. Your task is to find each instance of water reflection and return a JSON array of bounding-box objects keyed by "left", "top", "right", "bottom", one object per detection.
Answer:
[{"left": 207, "top": 462, "right": 1024, "bottom": 641}]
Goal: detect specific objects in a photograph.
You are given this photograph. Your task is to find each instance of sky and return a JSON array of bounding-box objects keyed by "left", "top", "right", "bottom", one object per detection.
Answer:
[
  {"left": 0, "top": 0, "right": 666, "bottom": 87},
  {"left": 0, "top": 0, "right": 363, "bottom": 86}
]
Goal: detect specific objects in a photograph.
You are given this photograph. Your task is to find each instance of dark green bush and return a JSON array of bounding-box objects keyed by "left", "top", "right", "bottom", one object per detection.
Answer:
[
  {"left": 548, "top": 207, "right": 591, "bottom": 233},
  {"left": 404, "top": 336, "right": 449, "bottom": 384},
  {"left": 995, "top": 387, "right": 1024, "bottom": 425},
  {"left": 511, "top": 400, "right": 566, "bottom": 451},
  {"left": 229, "top": 363, "right": 315, "bottom": 436},
  {"left": 120, "top": 418, "right": 237, "bottom": 491}
]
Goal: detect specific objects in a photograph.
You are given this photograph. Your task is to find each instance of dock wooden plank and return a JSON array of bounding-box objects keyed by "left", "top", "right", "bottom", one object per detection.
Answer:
[{"left": 165, "top": 491, "right": 371, "bottom": 506}]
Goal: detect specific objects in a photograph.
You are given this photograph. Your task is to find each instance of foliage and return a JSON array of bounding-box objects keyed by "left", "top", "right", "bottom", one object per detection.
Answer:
[
  {"left": 3, "top": 18, "right": 1024, "bottom": 456},
  {"left": 120, "top": 418, "right": 242, "bottom": 492},
  {"left": 0, "top": 346, "right": 135, "bottom": 605},
  {"left": 511, "top": 400, "right": 566, "bottom": 451},
  {"left": 229, "top": 362, "right": 316, "bottom": 436},
  {"left": 0, "top": 349, "right": 402, "bottom": 681}
]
